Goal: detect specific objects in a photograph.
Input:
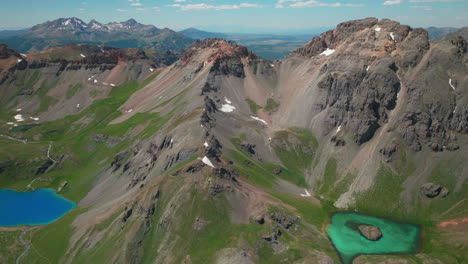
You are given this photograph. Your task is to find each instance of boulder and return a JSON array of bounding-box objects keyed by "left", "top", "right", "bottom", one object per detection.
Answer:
[
  {"left": 357, "top": 225, "right": 382, "bottom": 241},
  {"left": 272, "top": 167, "right": 282, "bottom": 175},
  {"left": 421, "top": 183, "right": 449, "bottom": 198}
]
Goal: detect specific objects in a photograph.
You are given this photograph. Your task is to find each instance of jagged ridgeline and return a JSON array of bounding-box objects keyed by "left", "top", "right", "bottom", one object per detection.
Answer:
[{"left": 0, "top": 18, "right": 467, "bottom": 264}]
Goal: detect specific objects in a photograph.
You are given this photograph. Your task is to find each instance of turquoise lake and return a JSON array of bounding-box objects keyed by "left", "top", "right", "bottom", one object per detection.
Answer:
[
  {"left": 0, "top": 189, "right": 76, "bottom": 226},
  {"left": 327, "top": 212, "right": 421, "bottom": 264}
]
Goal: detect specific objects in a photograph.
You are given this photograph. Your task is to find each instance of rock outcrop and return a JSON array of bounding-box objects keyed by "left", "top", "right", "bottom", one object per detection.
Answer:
[
  {"left": 421, "top": 183, "right": 449, "bottom": 199},
  {"left": 357, "top": 225, "right": 383, "bottom": 241}
]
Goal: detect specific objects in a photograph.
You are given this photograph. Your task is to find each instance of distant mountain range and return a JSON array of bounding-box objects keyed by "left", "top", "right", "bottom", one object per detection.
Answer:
[
  {"left": 425, "top": 26, "right": 459, "bottom": 40},
  {"left": 432, "top": 27, "right": 468, "bottom": 43},
  {"left": 0, "top": 17, "right": 194, "bottom": 54},
  {"left": 179, "top": 28, "right": 227, "bottom": 40}
]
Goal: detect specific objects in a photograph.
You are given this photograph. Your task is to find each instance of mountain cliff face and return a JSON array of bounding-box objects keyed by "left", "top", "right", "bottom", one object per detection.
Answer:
[
  {"left": 0, "top": 18, "right": 194, "bottom": 55},
  {"left": 0, "top": 18, "right": 467, "bottom": 264}
]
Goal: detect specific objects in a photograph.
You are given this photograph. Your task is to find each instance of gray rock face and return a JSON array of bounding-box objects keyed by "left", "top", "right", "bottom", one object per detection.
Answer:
[
  {"left": 421, "top": 183, "right": 449, "bottom": 198},
  {"left": 357, "top": 225, "right": 383, "bottom": 241},
  {"left": 270, "top": 211, "right": 298, "bottom": 229}
]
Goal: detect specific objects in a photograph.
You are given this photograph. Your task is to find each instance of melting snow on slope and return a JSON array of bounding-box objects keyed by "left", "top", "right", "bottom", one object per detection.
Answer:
[
  {"left": 14, "top": 114, "right": 24, "bottom": 122},
  {"left": 449, "top": 78, "right": 456, "bottom": 90},
  {"left": 80, "top": 54, "right": 86, "bottom": 58},
  {"left": 110, "top": 83, "right": 116, "bottom": 87},
  {"left": 320, "top": 48, "right": 335, "bottom": 56},
  {"left": 94, "top": 79, "right": 98, "bottom": 83},
  {"left": 250, "top": 116, "right": 268, "bottom": 125},
  {"left": 336, "top": 125, "right": 342, "bottom": 133},
  {"left": 30, "top": 117, "right": 39, "bottom": 121},
  {"left": 7, "top": 122, "right": 14, "bottom": 125},
  {"left": 126, "top": 109, "right": 133, "bottom": 113},
  {"left": 220, "top": 104, "right": 236, "bottom": 113},
  {"left": 366, "top": 66, "right": 370, "bottom": 72},
  {"left": 150, "top": 68, "right": 154, "bottom": 72},
  {"left": 17, "top": 59, "right": 22, "bottom": 63},
  {"left": 16, "top": 109, "right": 21, "bottom": 112},
  {"left": 204, "top": 141, "right": 209, "bottom": 147},
  {"left": 224, "top": 97, "right": 232, "bottom": 104},
  {"left": 375, "top": 27, "right": 381, "bottom": 32},
  {"left": 390, "top": 32, "right": 395, "bottom": 41},
  {"left": 202, "top": 156, "right": 215, "bottom": 168},
  {"left": 77, "top": 104, "right": 80, "bottom": 108},
  {"left": 300, "top": 189, "right": 311, "bottom": 197}
]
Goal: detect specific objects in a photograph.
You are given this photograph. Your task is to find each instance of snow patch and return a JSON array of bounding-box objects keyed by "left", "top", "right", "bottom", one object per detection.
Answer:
[
  {"left": 336, "top": 125, "right": 342, "bottom": 133},
  {"left": 110, "top": 83, "right": 116, "bottom": 87},
  {"left": 102, "top": 82, "right": 108, "bottom": 85},
  {"left": 94, "top": 79, "right": 98, "bottom": 83},
  {"left": 17, "top": 59, "right": 22, "bottom": 63},
  {"left": 449, "top": 78, "right": 456, "bottom": 90},
  {"left": 16, "top": 109, "right": 21, "bottom": 112},
  {"left": 126, "top": 109, "right": 133, "bottom": 113},
  {"left": 390, "top": 32, "right": 395, "bottom": 41},
  {"left": 30, "top": 117, "right": 39, "bottom": 121},
  {"left": 300, "top": 189, "right": 311, "bottom": 197},
  {"left": 76, "top": 104, "right": 80, "bottom": 108},
  {"left": 320, "top": 48, "right": 335, "bottom": 56},
  {"left": 7, "top": 122, "right": 14, "bottom": 125},
  {"left": 150, "top": 68, "right": 154, "bottom": 72},
  {"left": 88, "top": 77, "right": 92, "bottom": 81},
  {"left": 224, "top": 97, "right": 232, "bottom": 104},
  {"left": 366, "top": 66, "right": 370, "bottom": 72},
  {"left": 250, "top": 116, "right": 268, "bottom": 125},
  {"left": 80, "top": 54, "right": 86, "bottom": 58},
  {"left": 20, "top": 54, "right": 27, "bottom": 58},
  {"left": 14, "top": 114, "right": 24, "bottom": 122},
  {"left": 375, "top": 27, "right": 381, "bottom": 32},
  {"left": 202, "top": 156, "right": 215, "bottom": 168},
  {"left": 220, "top": 104, "right": 236, "bottom": 113},
  {"left": 270, "top": 64, "right": 275, "bottom": 67},
  {"left": 204, "top": 141, "right": 209, "bottom": 147}
]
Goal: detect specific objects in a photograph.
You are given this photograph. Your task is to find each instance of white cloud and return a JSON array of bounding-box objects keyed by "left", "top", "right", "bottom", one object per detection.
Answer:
[
  {"left": 116, "top": 8, "right": 127, "bottom": 12},
  {"left": 383, "top": 0, "right": 403, "bottom": 5},
  {"left": 276, "top": 0, "right": 364, "bottom": 8},
  {"left": 168, "top": 3, "right": 262, "bottom": 11},
  {"left": 130, "top": 2, "right": 142, "bottom": 6},
  {"left": 383, "top": 0, "right": 462, "bottom": 4}
]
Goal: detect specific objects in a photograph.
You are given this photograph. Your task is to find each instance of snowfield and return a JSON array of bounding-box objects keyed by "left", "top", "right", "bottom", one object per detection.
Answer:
[{"left": 320, "top": 48, "right": 335, "bottom": 56}]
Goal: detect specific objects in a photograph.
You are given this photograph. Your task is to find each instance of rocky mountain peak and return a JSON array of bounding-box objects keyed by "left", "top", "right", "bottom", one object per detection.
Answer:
[
  {"left": 293, "top": 17, "right": 412, "bottom": 58},
  {"left": 124, "top": 18, "right": 139, "bottom": 26},
  {"left": 0, "top": 44, "right": 21, "bottom": 59},
  {"left": 182, "top": 38, "right": 253, "bottom": 64}
]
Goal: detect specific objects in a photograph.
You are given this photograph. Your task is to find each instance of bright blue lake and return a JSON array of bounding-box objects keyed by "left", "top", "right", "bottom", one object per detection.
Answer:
[{"left": 0, "top": 189, "right": 76, "bottom": 226}]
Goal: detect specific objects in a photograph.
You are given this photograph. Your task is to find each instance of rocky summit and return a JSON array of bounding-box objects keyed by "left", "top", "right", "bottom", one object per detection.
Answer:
[{"left": 0, "top": 17, "right": 467, "bottom": 264}]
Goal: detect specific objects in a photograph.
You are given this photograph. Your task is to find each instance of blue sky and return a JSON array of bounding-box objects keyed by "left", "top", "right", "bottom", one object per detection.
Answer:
[{"left": 0, "top": 0, "right": 467, "bottom": 33}]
